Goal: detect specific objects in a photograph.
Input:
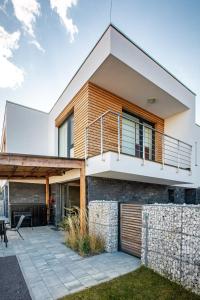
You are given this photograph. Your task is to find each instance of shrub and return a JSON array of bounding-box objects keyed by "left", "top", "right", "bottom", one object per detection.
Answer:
[
  {"left": 90, "top": 233, "right": 105, "bottom": 254},
  {"left": 60, "top": 207, "right": 105, "bottom": 256},
  {"left": 79, "top": 235, "right": 91, "bottom": 256}
]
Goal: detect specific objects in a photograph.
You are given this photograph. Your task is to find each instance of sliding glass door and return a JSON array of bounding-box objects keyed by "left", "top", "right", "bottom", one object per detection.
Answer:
[
  {"left": 143, "top": 122, "right": 154, "bottom": 161},
  {"left": 122, "top": 111, "right": 154, "bottom": 161},
  {"left": 122, "top": 112, "right": 140, "bottom": 156}
]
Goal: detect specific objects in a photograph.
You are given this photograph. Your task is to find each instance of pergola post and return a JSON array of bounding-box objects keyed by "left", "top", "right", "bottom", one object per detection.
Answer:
[
  {"left": 46, "top": 177, "right": 50, "bottom": 224},
  {"left": 80, "top": 162, "right": 86, "bottom": 235}
]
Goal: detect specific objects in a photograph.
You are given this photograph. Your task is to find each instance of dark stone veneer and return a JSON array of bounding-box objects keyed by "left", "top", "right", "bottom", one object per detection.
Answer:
[
  {"left": 86, "top": 176, "right": 200, "bottom": 205},
  {"left": 9, "top": 182, "right": 46, "bottom": 204}
]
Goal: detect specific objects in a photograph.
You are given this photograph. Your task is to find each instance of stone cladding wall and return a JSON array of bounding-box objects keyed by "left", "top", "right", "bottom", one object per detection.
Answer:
[
  {"left": 142, "top": 204, "right": 200, "bottom": 295},
  {"left": 88, "top": 200, "right": 118, "bottom": 252}
]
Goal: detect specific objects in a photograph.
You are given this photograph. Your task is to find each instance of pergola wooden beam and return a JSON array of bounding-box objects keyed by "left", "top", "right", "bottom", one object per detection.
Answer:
[{"left": 0, "top": 153, "right": 83, "bottom": 169}]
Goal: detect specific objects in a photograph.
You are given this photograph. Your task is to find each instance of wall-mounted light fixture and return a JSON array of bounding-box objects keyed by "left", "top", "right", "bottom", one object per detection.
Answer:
[{"left": 147, "top": 98, "right": 156, "bottom": 104}]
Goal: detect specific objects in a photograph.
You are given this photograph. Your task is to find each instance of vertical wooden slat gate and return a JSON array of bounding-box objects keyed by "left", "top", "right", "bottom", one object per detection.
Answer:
[{"left": 120, "top": 204, "right": 142, "bottom": 257}]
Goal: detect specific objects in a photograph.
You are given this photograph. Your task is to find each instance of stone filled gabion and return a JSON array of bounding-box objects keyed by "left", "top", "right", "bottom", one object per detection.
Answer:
[
  {"left": 142, "top": 204, "right": 200, "bottom": 295},
  {"left": 88, "top": 200, "right": 118, "bottom": 253}
]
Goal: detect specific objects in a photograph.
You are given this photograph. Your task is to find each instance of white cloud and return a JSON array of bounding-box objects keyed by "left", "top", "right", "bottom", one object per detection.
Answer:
[
  {"left": 29, "top": 40, "right": 45, "bottom": 53},
  {"left": 50, "top": 0, "right": 78, "bottom": 42},
  {"left": 0, "top": 26, "right": 24, "bottom": 88},
  {"left": 11, "top": 0, "right": 44, "bottom": 52},
  {"left": 11, "top": 0, "right": 40, "bottom": 37}
]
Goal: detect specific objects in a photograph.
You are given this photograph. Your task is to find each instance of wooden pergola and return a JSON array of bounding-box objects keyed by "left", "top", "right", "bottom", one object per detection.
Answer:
[{"left": 0, "top": 153, "right": 86, "bottom": 231}]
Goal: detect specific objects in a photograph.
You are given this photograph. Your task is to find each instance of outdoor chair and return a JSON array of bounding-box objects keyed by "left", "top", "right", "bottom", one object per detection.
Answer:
[
  {"left": 6, "top": 215, "right": 25, "bottom": 240},
  {"left": 0, "top": 222, "right": 4, "bottom": 241}
]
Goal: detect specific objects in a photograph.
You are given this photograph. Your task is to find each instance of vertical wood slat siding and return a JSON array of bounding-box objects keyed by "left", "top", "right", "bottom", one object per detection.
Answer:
[
  {"left": 55, "top": 83, "right": 89, "bottom": 158},
  {"left": 120, "top": 204, "right": 142, "bottom": 257},
  {"left": 55, "top": 82, "right": 164, "bottom": 160},
  {"left": 88, "top": 83, "right": 164, "bottom": 161}
]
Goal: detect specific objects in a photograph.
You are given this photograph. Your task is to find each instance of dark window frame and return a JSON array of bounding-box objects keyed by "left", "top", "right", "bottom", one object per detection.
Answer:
[
  {"left": 122, "top": 109, "right": 155, "bottom": 161},
  {"left": 184, "top": 189, "right": 197, "bottom": 205},
  {"left": 168, "top": 189, "right": 175, "bottom": 203},
  {"left": 58, "top": 113, "right": 74, "bottom": 158}
]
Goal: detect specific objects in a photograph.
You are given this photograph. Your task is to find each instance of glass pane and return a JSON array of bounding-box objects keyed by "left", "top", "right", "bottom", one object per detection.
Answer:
[
  {"left": 70, "top": 115, "right": 74, "bottom": 146},
  {"left": 59, "top": 121, "right": 68, "bottom": 157},
  {"left": 70, "top": 147, "right": 74, "bottom": 158},
  {"left": 122, "top": 113, "right": 139, "bottom": 156},
  {"left": 143, "top": 123, "right": 153, "bottom": 160}
]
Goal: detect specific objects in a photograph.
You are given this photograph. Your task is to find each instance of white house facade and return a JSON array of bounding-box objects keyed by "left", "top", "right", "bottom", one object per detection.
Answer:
[{"left": 1, "top": 24, "right": 200, "bottom": 230}]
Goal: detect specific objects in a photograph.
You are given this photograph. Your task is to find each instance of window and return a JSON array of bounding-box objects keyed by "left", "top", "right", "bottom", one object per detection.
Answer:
[
  {"left": 185, "top": 189, "right": 196, "bottom": 204},
  {"left": 122, "top": 111, "right": 155, "bottom": 160},
  {"left": 168, "top": 189, "right": 175, "bottom": 203},
  {"left": 58, "top": 113, "right": 74, "bottom": 158}
]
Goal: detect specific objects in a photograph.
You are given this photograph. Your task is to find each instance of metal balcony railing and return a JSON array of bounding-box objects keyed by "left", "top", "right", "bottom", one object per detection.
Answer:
[{"left": 85, "top": 110, "right": 192, "bottom": 172}]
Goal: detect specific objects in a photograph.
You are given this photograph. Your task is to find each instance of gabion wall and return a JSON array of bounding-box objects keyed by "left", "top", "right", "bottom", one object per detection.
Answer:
[
  {"left": 142, "top": 204, "right": 200, "bottom": 295},
  {"left": 88, "top": 200, "right": 118, "bottom": 252}
]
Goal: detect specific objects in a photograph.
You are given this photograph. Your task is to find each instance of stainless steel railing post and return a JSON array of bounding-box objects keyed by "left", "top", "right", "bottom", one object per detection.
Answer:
[
  {"left": 162, "top": 134, "right": 165, "bottom": 169},
  {"left": 142, "top": 125, "right": 145, "bottom": 165},
  {"left": 177, "top": 140, "right": 180, "bottom": 172},
  {"left": 118, "top": 114, "right": 121, "bottom": 160},
  {"left": 100, "top": 116, "right": 104, "bottom": 160}
]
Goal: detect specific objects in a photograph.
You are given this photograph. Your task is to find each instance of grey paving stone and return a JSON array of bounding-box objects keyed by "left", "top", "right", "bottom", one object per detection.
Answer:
[
  {"left": 79, "top": 275, "right": 98, "bottom": 287},
  {"left": 92, "top": 273, "right": 109, "bottom": 281},
  {"left": 42, "top": 274, "right": 62, "bottom": 287},
  {"left": 70, "top": 267, "right": 86, "bottom": 277},
  {"left": 31, "top": 281, "right": 52, "bottom": 300},
  {"left": 64, "top": 279, "right": 83, "bottom": 291},
  {"left": 2, "top": 226, "right": 140, "bottom": 300},
  {"left": 59, "top": 273, "right": 76, "bottom": 284},
  {"left": 48, "top": 284, "right": 69, "bottom": 299}
]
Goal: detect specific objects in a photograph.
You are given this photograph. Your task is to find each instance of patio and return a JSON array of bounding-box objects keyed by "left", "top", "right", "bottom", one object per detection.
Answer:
[{"left": 0, "top": 226, "right": 140, "bottom": 300}]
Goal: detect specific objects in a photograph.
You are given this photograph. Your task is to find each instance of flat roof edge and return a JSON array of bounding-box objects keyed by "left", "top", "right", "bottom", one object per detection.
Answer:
[
  {"left": 6, "top": 101, "right": 48, "bottom": 115},
  {"left": 50, "top": 23, "right": 196, "bottom": 116},
  {"left": 110, "top": 23, "right": 196, "bottom": 96}
]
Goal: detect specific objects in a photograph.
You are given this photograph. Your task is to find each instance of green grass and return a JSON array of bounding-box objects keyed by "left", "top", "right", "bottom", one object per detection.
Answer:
[{"left": 60, "top": 266, "right": 200, "bottom": 300}]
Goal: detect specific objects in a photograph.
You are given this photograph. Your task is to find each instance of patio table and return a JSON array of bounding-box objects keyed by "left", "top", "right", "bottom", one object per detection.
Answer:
[{"left": 0, "top": 216, "right": 9, "bottom": 247}]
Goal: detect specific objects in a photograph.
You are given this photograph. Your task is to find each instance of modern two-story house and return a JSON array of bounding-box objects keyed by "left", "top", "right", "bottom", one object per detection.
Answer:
[{"left": 1, "top": 24, "right": 200, "bottom": 233}]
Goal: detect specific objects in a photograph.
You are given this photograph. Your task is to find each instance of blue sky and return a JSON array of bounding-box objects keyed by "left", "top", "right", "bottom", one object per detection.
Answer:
[{"left": 0, "top": 0, "right": 200, "bottom": 138}]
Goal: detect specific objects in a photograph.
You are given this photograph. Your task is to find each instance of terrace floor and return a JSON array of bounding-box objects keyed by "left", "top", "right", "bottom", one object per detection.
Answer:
[{"left": 0, "top": 226, "right": 140, "bottom": 300}]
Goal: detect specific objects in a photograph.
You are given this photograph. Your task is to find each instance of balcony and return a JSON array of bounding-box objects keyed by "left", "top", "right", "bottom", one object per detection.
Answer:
[{"left": 85, "top": 111, "right": 193, "bottom": 185}]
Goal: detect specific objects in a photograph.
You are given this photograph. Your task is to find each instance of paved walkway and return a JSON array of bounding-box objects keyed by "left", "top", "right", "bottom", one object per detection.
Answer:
[{"left": 0, "top": 226, "right": 140, "bottom": 300}]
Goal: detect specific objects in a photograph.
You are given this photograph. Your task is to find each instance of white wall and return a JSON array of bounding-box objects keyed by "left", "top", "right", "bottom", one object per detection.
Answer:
[
  {"left": 192, "top": 124, "right": 200, "bottom": 187},
  {"left": 6, "top": 102, "right": 48, "bottom": 155},
  {"left": 86, "top": 152, "right": 193, "bottom": 186},
  {"left": 165, "top": 100, "right": 200, "bottom": 187},
  {"left": 48, "top": 27, "right": 112, "bottom": 156}
]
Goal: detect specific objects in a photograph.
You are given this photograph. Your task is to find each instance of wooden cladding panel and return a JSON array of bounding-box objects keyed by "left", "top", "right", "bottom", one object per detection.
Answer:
[
  {"left": 87, "top": 113, "right": 119, "bottom": 157},
  {"left": 88, "top": 83, "right": 164, "bottom": 124},
  {"left": 120, "top": 204, "right": 142, "bottom": 257},
  {"left": 55, "top": 82, "right": 164, "bottom": 160},
  {"left": 88, "top": 83, "right": 164, "bottom": 161},
  {"left": 55, "top": 83, "right": 90, "bottom": 158},
  {"left": 74, "top": 87, "right": 89, "bottom": 158}
]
